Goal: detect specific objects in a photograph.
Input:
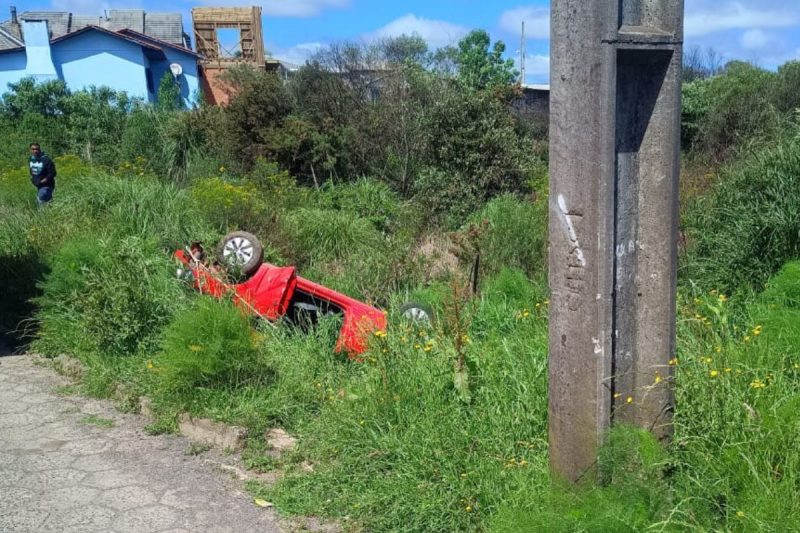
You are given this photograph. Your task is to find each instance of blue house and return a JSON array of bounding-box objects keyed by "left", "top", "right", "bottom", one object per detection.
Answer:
[{"left": 0, "top": 10, "right": 201, "bottom": 107}]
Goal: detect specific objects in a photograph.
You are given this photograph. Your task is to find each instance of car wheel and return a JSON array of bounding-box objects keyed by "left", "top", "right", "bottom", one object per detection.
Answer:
[
  {"left": 216, "top": 231, "right": 264, "bottom": 277},
  {"left": 399, "top": 301, "right": 433, "bottom": 324}
]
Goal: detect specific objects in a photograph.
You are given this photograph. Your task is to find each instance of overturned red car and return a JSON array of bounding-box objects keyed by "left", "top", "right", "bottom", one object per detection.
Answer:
[{"left": 174, "top": 231, "right": 388, "bottom": 355}]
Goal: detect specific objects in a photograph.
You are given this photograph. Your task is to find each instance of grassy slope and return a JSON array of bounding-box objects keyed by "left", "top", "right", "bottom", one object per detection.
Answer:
[{"left": 1, "top": 146, "right": 800, "bottom": 531}]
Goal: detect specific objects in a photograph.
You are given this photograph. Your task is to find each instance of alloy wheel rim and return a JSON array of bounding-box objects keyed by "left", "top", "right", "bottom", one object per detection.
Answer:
[{"left": 222, "top": 237, "right": 254, "bottom": 265}]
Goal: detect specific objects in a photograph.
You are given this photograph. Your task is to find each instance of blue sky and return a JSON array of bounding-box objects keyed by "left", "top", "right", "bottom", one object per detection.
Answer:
[{"left": 8, "top": 0, "right": 800, "bottom": 83}]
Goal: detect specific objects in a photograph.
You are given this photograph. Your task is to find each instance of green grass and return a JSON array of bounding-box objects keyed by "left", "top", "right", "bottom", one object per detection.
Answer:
[
  {"left": 78, "top": 414, "right": 116, "bottom": 428},
  {"left": 3, "top": 147, "right": 800, "bottom": 532}
]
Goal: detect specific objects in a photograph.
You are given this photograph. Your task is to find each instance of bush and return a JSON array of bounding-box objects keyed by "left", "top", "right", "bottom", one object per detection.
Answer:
[
  {"left": 158, "top": 297, "right": 270, "bottom": 392},
  {"left": 34, "top": 235, "right": 187, "bottom": 358},
  {"left": 316, "top": 178, "right": 407, "bottom": 233},
  {"left": 190, "top": 176, "right": 270, "bottom": 234},
  {"left": 683, "top": 134, "right": 800, "bottom": 292},
  {"left": 684, "top": 62, "right": 782, "bottom": 161}
]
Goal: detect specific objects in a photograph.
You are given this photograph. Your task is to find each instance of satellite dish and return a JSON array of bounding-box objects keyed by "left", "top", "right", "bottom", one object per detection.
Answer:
[{"left": 169, "top": 63, "right": 183, "bottom": 77}]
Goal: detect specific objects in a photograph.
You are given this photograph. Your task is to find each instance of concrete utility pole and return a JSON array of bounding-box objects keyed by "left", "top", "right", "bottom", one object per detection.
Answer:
[
  {"left": 548, "top": 0, "right": 684, "bottom": 482},
  {"left": 520, "top": 21, "right": 526, "bottom": 84}
]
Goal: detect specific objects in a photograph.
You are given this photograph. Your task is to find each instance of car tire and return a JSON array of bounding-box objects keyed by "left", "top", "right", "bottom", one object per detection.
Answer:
[
  {"left": 399, "top": 301, "right": 433, "bottom": 324},
  {"left": 216, "top": 231, "right": 264, "bottom": 277}
]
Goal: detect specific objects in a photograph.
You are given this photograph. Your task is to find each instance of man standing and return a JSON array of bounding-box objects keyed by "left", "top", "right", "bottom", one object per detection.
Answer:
[{"left": 29, "top": 143, "right": 57, "bottom": 205}]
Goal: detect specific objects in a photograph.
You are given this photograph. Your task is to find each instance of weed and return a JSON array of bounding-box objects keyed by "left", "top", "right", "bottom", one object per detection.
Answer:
[
  {"left": 78, "top": 414, "right": 115, "bottom": 428},
  {"left": 186, "top": 442, "right": 213, "bottom": 456}
]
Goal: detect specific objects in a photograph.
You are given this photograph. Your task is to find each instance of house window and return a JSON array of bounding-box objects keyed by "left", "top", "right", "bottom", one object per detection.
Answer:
[{"left": 145, "top": 68, "right": 154, "bottom": 94}]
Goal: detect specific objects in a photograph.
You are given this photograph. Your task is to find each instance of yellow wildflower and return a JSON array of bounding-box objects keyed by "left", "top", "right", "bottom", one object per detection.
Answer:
[
  {"left": 669, "top": 358, "right": 678, "bottom": 366},
  {"left": 626, "top": 396, "right": 633, "bottom": 404},
  {"left": 465, "top": 506, "right": 472, "bottom": 512},
  {"left": 715, "top": 346, "right": 722, "bottom": 353},
  {"left": 146, "top": 360, "right": 154, "bottom": 369},
  {"left": 704, "top": 357, "right": 713, "bottom": 364},
  {"left": 725, "top": 368, "right": 732, "bottom": 373},
  {"left": 654, "top": 375, "right": 663, "bottom": 384},
  {"left": 719, "top": 294, "right": 728, "bottom": 302},
  {"left": 188, "top": 344, "right": 203, "bottom": 352},
  {"left": 709, "top": 370, "right": 719, "bottom": 378},
  {"left": 744, "top": 336, "right": 751, "bottom": 342},
  {"left": 613, "top": 393, "right": 622, "bottom": 399},
  {"left": 737, "top": 511, "right": 745, "bottom": 518},
  {"left": 374, "top": 330, "right": 387, "bottom": 339}
]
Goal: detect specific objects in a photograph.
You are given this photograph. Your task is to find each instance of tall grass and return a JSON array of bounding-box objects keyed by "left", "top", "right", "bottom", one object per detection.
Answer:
[
  {"left": 683, "top": 133, "right": 800, "bottom": 292},
  {"left": 3, "top": 140, "right": 800, "bottom": 532}
]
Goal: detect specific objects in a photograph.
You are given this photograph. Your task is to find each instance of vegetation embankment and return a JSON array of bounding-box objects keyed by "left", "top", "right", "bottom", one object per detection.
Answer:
[{"left": 2, "top": 33, "right": 800, "bottom": 531}]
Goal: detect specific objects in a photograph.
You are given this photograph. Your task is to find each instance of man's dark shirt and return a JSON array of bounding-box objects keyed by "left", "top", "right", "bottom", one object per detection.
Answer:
[{"left": 30, "top": 153, "right": 57, "bottom": 189}]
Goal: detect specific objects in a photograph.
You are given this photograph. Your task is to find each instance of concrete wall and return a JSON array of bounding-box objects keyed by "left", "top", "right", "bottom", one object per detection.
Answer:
[
  {"left": 0, "top": 50, "right": 28, "bottom": 93},
  {"left": 51, "top": 31, "right": 149, "bottom": 100}
]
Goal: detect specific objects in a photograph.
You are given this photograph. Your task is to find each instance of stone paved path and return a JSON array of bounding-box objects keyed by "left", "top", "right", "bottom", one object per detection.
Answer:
[{"left": 0, "top": 355, "right": 283, "bottom": 533}]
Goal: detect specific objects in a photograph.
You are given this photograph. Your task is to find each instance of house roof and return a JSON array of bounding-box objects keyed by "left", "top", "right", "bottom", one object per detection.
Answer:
[
  {"left": 0, "top": 10, "right": 188, "bottom": 51},
  {"left": 50, "top": 25, "right": 163, "bottom": 53},
  {"left": 0, "top": 25, "right": 202, "bottom": 60},
  {"left": 118, "top": 29, "right": 202, "bottom": 58},
  {"left": 0, "top": 26, "right": 23, "bottom": 49}
]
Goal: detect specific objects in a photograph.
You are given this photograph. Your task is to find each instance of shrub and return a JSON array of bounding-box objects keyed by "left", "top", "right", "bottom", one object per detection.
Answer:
[
  {"left": 158, "top": 297, "right": 270, "bottom": 392},
  {"left": 190, "top": 176, "right": 270, "bottom": 234},
  {"left": 772, "top": 61, "right": 800, "bottom": 115},
  {"left": 34, "top": 235, "right": 187, "bottom": 358},
  {"left": 248, "top": 158, "right": 309, "bottom": 209},
  {"left": 686, "top": 62, "right": 782, "bottom": 161},
  {"left": 316, "top": 178, "right": 407, "bottom": 233},
  {"left": 683, "top": 134, "right": 800, "bottom": 292}
]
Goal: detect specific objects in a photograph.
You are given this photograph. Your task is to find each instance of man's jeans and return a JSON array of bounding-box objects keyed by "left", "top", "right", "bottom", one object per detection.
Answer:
[{"left": 37, "top": 186, "right": 53, "bottom": 205}]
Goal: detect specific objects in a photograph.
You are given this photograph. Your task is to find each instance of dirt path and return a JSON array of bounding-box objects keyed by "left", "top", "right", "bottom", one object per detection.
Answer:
[{"left": 0, "top": 354, "right": 284, "bottom": 533}]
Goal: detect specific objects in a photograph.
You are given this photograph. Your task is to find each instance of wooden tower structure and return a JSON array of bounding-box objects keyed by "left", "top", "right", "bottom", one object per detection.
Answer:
[{"left": 191, "top": 6, "right": 265, "bottom": 105}]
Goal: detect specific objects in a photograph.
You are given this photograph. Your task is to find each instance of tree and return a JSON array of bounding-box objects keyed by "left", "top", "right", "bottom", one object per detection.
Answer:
[
  {"left": 379, "top": 34, "right": 429, "bottom": 66},
  {"left": 683, "top": 46, "right": 724, "bottom": 82},
  {"left": 157, "top": 72, "right": 182, "bottom": 111},
  {"left": 0, "top": 77, "right": 70, "bottom": 118},
  {"left": 454, "top": 30, "right": 518, "bottom": 90}
]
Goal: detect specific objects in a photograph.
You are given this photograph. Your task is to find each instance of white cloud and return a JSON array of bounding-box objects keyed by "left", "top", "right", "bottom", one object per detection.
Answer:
[
  {"left": 498, "top": 6, "right": 549, "bottom": 39},
  {"left": 366, "top": 14, "right": 469, "bottom": 49},
  {"left": 514, "top": 53, "right": 549, "bottom": 83},
  {"left": 191, "top": 0, "right": 350, "bottom": 18},
  {"left": 685, "top": 3, "right": 800, "bottom": 37},
  {"left": 269, "top": 42, "right": 324, "bottom": 66},
  {"left": 741, "top": 29, "right": 768, "bottom": 50}
]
